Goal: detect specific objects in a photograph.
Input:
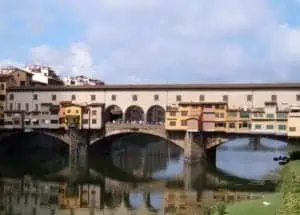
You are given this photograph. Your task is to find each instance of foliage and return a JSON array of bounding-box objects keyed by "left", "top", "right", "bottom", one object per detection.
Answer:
[
  {"left": 214, "top": 203, "right": 227, "bottom": 215},
  {"left": 276, "top": 161, "right": 300, "bottom": 215}
]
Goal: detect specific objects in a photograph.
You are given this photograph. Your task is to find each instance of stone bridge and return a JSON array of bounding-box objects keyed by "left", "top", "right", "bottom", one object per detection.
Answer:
[{"left": 0, "top": 123, "right": 290, "bottom": 164}]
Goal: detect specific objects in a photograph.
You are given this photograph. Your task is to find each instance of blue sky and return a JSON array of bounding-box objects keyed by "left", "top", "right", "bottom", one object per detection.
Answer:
[{"left": 0, "top": 0, "right": 300, "bottom": 83}]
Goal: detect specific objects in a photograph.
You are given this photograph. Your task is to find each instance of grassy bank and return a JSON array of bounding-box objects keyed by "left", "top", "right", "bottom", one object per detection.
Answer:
[{"left": 210, "top": 160, "right": 300, "bottom": 215}]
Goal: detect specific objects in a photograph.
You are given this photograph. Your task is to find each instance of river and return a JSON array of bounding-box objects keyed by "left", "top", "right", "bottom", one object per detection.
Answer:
[{"left": 0, "top": 133, "right": 296, "bottom": 214}]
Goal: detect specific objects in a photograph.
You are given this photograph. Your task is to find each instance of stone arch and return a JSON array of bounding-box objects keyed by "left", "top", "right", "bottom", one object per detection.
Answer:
[
  {"left": 146, "top": 105, "right": 165, "bottom": 124},
  {"left": 125, "top": 105, "right": 145, "bottom": 122},
  {"left": 90, "top": 130, "right": 184, "bottom": 149},
  {"left": 0, "top": 130, "right": 69, "bottom": 145},
  {"left": 104, "top": 105, "right": 123, "bottom": 122}
]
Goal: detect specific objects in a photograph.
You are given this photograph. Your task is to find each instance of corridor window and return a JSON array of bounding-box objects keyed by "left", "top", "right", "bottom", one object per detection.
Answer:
[
  {"left": 297, "top": 94, "right": 300, "bottom": 101},
  {"left": 229, "top": 123, "right": 235, "bottom": 128},
  {"left": 111, "top": 94, "right": 116, "bottom": 101},
  {"left": 223, "top": 95, "right": 228, "bottom": 102},
  {"left": 91, "top": 94, "right": 96, "bottom": 101},
  {"left": 25, "top": 103, "right": 29, "bottom": 111},
  {"left": 71, "top": 95, "right": 76, "bottom": 100},
  {"left": 154, "top": 94, "right": 159, "bottom": 101},
  {"left": 17, "top": 103, "right": 21, "bottom": 111},
  {"left": 92, "top": 119, "right": 97, "bottom": 124},
  {"left": 9, "top": 103, "right": 13, "bottom": 110},
  {"left": 9, "top": 94, "right": 14, "bottom": 100},
  {"left": 83, "top": 119, "right": 89, "bottom": 124},
  {"left": 271, "top": 94, "right": 277, "bottom": 102},
  {"left": 199, "top": 95, "right": 205, "bottom": 101},
  {"left": 52, "top": 94, "right": 56, "bottom": 101},
  {"left": 247, "top": 95, "right": 253, "bottom": 102},
  {"left": 0, "top": 84, "right": 4, "bottom": 90},
  {"left": 176, "top": 95, "right": 182, "bottom": 102},
  {"left": 92, "top": 110, "right": 97, "bottom": 116},
  {"left": 181, "top": 120, "right": 187, "bottom": 126},
  {"left": 266, "top": 125, "right": 274, "bottom": 129},
  {"left": 33, "top": 94, "right": 38, "bottom": 100},
  {"left": 132, "top": 94, "right": 138, "bottom": 101},
  {"left": 266, "top": 114, "right": 274, "bottom": 119},
  {"left": 278, "top": 125, "right": 286, "bottom": 130},
  {"left": 35, "top": 104, "right": 39, "bottom": 111}
]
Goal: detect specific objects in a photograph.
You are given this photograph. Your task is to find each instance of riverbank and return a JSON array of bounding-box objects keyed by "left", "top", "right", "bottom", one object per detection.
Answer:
[{"left": 220, "top": 160, "right": 300, "bottom": 215}]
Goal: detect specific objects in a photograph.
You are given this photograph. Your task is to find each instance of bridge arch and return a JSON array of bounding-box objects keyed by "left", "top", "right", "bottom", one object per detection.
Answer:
[
  {"left": 146, "top": 105, "right": 165, "bottom": 124},
  {"left": 0, "top": 130, "right": 69, "bottom": 146},
  {"left": 104, "top": 105, "right": 123, "bottom": 122},
  {"left": 125, "top": 105, "right": 145, "bottom": 122},
  {"left": 90, "top": 130, "right": 184, "bottom": 149}
]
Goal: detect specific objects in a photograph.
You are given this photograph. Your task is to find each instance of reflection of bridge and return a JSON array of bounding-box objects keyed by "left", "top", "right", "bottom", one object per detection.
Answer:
[{"left": 0, "top": 175, "right": 269, "bottom": 215}]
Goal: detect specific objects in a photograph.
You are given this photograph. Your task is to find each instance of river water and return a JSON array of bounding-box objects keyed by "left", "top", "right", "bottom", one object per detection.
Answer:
[{"left": 0, "top": 133, "right": 295, "bottom": 214}]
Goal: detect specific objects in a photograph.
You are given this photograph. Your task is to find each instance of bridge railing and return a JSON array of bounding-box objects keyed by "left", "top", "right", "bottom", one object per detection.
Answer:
[{"left": 105, "top": 122, "right": 164, "bottom": 131}]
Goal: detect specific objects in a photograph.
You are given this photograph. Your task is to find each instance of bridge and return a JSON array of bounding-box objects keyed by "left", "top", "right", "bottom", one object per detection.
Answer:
[{"left": 0, "top": 122, "right": 289, "bottom": 164}]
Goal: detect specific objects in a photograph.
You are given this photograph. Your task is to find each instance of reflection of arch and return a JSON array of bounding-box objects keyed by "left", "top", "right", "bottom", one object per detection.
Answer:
[
  {"left": 125, "top": 105, "right": 145, "bottom": 122},
  {"left": 146, "top": 105, "right": 165, "bottom": 124},
  {"left": 105, "top": 105, "right": 123, "bottom": 122}
]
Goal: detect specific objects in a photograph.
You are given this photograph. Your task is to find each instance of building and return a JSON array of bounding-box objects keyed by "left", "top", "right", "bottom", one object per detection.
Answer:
[
  {"left": 288, "top": 105, "right": 300, "bottom": 138},
  {"left": 0, "top": 75, "right": 16, "bottom": 125},
  {"left": 25, "top": 65, "right": 64, "bottom": 86},
  {"left": 61, "top": 75, "right": 105, "bottom": 86}
]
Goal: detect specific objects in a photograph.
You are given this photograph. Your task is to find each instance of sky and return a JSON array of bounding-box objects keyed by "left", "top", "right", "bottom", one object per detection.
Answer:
[{"left": 0, "top": 0, "right": 300, "bottom": 84}]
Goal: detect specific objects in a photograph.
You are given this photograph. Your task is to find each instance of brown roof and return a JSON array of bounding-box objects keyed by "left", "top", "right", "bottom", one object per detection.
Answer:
[{"left": 7, "top": 82, "right": 300, "bottom": 92}]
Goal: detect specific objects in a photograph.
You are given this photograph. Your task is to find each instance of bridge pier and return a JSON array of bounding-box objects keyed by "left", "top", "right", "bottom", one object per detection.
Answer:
[{"left": 184, "top": 131, "right": 206, "bottom": 164}]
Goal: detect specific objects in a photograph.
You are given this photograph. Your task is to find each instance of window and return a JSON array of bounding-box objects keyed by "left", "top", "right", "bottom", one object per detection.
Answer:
[
  {"left": 91, "top": 94, "right": 96, "bottom": 101},
  {"left": 271, "top": 94, "right": 277, "bottom": 102},
  {"left": 111, "top": 94, "right": 116, "bottom": 101},
  {"left": 0, "top": 95, "right": 5, "bottom": 101},
  {"left": 154, "top": 94, "right": 159, "bottom": 101},
  {"left": 35, "top": 104, "right": 39, "bottom": 111},
  {"left": 176, "top": 95, "right": 182, "bottom": 102},
  {"left": 277, "top": 113, "right": 288, "bottom": 119},
  {"left": 169, "top": 121, "right": 176, "bottom": 126},
  {"left": 52, "top": 94, "right": 56, "bottom": 101},
  {"left": 92, "top": 110, "right": 97, "bottom": 116},
  {"left": 255, "top": 124, "right": 261, "bottom": 129},
  {"left": 247, "top": 95, "right": 253, "bottom": 102},
  {"left": 220, "top": 113, "right": 224, "bottom": 118},
  {"left": 266, "top": 114, "right": 274, "bottom": 119},
  {"left": 25, "top": 103, "right": 29, "bottom": 111},
  {"left": 17, "top": 103, "right": 21, "bottom": 111},
  {"left": 92, "top": 119, "right": 97, "bottom": 124},
  {"left": 199, "top": 95, "right": 205, "bottom": 101},
  {"left": 20, "top": 81, "right": 25, "bottom": 86},
  {"left": 132, "top": 94, "right": 138, "bottom": 101},
  {"left": 240, "top": 111, "right": 249, "bottom": 118},
  {"left": 0, "top": 84, "right": 4, "bottom": 90},
  {"left": 181, "top": 120, "right": 187, "bottom": 126},
  {"left": 215, "top": 113, "right": 220, "bottom": 118},
  {"left": 228, "top": 112, "right": 237, "bottom": 117},
  {"left": 229, "top": 123, "right": 236, "bottom": 128},
  {"left": 9, "top": 94, "right": 14, "bottom": 100},
  {"left": 278, "top": 125, "right": 286, "bottom": 130},
  {"left": 297, "top": 94, "right": 300, "bottom": 101},
  {"left": 83, "top": 119, "right": 89, "bottom": 124},
  {"left": 33, "top": 94, "right": 38, "bottom": 100},
  {"left": 169, "top": 111, "right": 176, "bottom": 116},
  {"left": 223, "top": 95, "right": 228, "bottom": 102},
  {"left": 71, "top": 95, "right": 76, "bottom": 100},
  {"left": 181, "top": 111, "right": 188, "bottom": 116},
  {"left": 50, "top": 120, "right": 58, "bottom": 124},
  {"left": 266, "top": 125, "right": 274, "bottom": 130},
  {"left": 289, "top": 127, "right": 296, "bottom": 132},
  {"left": 9, "top": 103, "right": 13, "bottom": 110}
]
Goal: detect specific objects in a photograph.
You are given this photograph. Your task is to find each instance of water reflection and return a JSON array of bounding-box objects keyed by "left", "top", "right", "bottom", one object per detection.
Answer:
[{"left": 0, "top": 134, "right": 294, "bottom": 215}]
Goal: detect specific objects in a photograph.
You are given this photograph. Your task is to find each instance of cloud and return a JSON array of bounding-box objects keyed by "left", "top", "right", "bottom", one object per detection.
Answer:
[{"left": 1, "top": 0, "right": 300, "bottom": 83}]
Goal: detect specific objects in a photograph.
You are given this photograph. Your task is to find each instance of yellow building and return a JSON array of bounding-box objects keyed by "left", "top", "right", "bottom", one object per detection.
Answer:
[
  {"left": 288, "top": 105, "right": 300, "bottom": 138},
  {"left": 214, "top": 103, "right": 227, "bottom": 132},
  {"left": 59, "top": 101, "right": 84, "bottom": 129},
  {"left": 165, "top": 103, "right": 202, "bottom": 131}
]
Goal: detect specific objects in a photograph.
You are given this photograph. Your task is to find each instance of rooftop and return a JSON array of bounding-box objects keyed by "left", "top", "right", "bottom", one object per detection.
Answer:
[{"left": 7, "top": 82, "right": 300, "bottom": 92}]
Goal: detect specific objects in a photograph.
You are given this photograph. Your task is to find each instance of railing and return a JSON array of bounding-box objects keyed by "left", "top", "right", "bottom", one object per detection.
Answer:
[{"left": 105, "top": 122, "right": 164, "bottom": 130}]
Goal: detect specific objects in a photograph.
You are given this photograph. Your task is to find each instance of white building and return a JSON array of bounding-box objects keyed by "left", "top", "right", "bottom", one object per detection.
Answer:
[
  {"left": 24, "top": 65, "right": 63, "bottom": 86},
  {"left": 62, "top": 75, "right": 104, "bottom": 86}
]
